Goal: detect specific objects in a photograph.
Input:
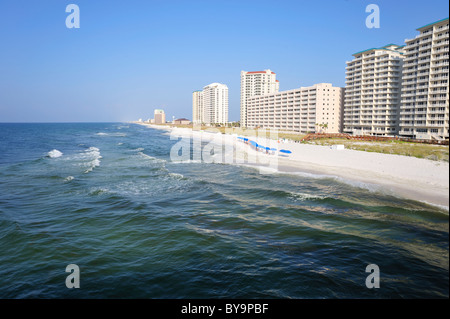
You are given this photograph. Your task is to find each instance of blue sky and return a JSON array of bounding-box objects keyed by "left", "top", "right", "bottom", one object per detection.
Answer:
[{"left": 0, "top": 0, "right": 448, "bottom": 122}]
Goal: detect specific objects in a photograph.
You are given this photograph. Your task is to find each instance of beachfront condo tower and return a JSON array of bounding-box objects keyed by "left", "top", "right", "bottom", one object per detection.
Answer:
[
  {"left": 240, "top": 70, "right": 279, "bottom": 128},
  {"left": 201, "top": 83, "right": 229, "bottom": 125},
  {"left": 399, "top": 18, "right": 449, "bottom": 140},
  {"left": 192, "top": 90, "right": 203, "bottom": 124},
  {"left": 246, "top": 83, "right": 344, "bottom": 134},
  {"left": 154, "top": 109, "right": 166, "bottom": 124},
  {"left": 344, "top": 44, "right": 405, "bottom": 136}
]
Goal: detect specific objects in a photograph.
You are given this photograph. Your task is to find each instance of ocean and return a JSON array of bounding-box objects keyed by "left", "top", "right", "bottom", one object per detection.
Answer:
[{"left": 0, "top": 123, "right": 448, "bottom": 298}]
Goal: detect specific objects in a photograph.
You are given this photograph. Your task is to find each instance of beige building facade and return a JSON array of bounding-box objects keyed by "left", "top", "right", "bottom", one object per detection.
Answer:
[
  {"left": 192, "top": 90, "right": 203, "bottom": 124},
  {"left": 154, "top": 109, "right": 166, "bottom": 124},
  {"left": 246, "top": 83, "right": 344, "bottom": 133}
]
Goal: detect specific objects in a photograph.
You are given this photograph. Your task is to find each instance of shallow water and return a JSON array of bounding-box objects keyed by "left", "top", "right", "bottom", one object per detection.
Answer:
[{"left": 0, "top": 123, "right": 448, "bottom": 298}]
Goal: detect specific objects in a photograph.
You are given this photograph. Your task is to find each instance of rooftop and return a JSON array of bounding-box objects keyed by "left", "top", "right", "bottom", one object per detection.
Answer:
[
  {"left": 245, "top": 69, "right": 276, "bottom": 75},
  {"left": 352, "top": 44, "right": 404, "bottom": 56},
  {"left": 417, "top": 17, "right": 449, "bottom": 31}
]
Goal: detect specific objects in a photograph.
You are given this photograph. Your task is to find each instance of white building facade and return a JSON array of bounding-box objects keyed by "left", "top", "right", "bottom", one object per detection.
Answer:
[
  {"left": 240, "top": 70, "right": 279, "bottom": 128},
  {"left": 399, "top": 18, "right": 449, "bottom": 140},
  {"left": 344, "top": 44, "right": 404, "bottom": 136},
  {"left": 202, "top": 83, "right": 229, "bottom": 125}
]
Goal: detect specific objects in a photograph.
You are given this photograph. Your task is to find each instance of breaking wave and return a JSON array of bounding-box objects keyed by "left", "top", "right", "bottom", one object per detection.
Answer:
[{"left": 47, "top": 149, "right": 63, "bottom": 158}]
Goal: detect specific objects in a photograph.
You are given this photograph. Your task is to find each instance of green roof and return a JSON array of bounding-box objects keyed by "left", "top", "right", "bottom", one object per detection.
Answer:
[
  {"left": 353, "top": 48, "right": 378, "bottom": 55},
  {"left": 417, "top": 17, "right": 449, "bottom": 30},
  {"left": 352, "top": 44, "right": 403, "bottom": 56}
]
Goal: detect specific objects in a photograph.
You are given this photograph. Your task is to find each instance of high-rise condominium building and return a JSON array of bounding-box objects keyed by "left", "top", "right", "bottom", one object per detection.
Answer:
[
  {"left": 192, "top": 90, "right": 203, "bottom": 124},
  {"left": 399, "top": 18, "right": 449, "bottom": 140},
  {"left": 344, "top": 44, "right": 404, "bottom": 136},
  {"left": 154, "top": 109, "right": 166, "bottom": 124},
  {"left": 240, "top": 70, "right": 279, "bottom": 128},
  {"left": 202, "top": 83, "right": 229, "bottom": 125},
  {"left": 246, "top": 83, "right": 344, "bottom": 134}
]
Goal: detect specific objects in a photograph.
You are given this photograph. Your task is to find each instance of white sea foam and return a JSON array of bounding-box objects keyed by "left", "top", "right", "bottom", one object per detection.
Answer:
[
  {"left": 418, "top": 200, "right": 449, "bottom": 213},
  {"left": 288, "top": 192, "right": 326, "bottom": 201},
  {"left": 237, "top": 163, "right": 386, "bottom": 195},
  {"left": 169, "top": 172, "right": 184, "bottom": 179},
  {"left": 290, "top": 171, "right": 385, "bottom": 194},
  {"left": 138, "top": 152, "right": 166, "bottom": 163},
  {"left": 47, "top": 149, "right": 63, "bottom": 158},
  {"left": 64, "top": 176, "right": 74, "bottom": 182},
  {"left": 170, "top": 159, "right": 203, "bottom": 164},
  {"left": 96, "top": 132, "right": 127, "bottom": 137},
  {"left": 82, "top": 147, "right": 102, "bottom": 174}
]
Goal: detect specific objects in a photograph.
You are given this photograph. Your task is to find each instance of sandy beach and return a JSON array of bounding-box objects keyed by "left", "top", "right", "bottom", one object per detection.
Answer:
[{"left": 137, "top": 123, "right": 449, "bottom": 210}]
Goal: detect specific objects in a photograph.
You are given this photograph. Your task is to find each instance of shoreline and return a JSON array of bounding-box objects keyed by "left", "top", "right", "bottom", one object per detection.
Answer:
[{"left": 135, "top": 122, "right": 449, "bottom": 210}]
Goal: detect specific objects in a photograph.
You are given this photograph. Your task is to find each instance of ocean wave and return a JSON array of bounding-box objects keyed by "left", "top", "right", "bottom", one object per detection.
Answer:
[
  {"left": 96, "top": 132, "right": 127, "bottom": 137},
  {"left": 82, "top": 147, "right": 102, "bottom": 174},
  {"left": 417, "top": 200, "right": 449, "bottom": 213},
  {"left": 84, "top": 159, "right": 101, "bottom": 173},
  {"left": 64, "top": 176, "right": 74, "bottom": 182},
  {"left": 138, "top": 152, "right": 167, "bottom": 163},
  {"left": 47, "top": 149, "right": 63, "bottom": 158},
  {"left": 170, "top": 159, "right": 203, "bottom": 164},
  {"left": 290, "top": 171, "right": 385, "bottom": 194},
  {"left": 237, "top": 163, "right": 385, "bottom": 194},
  {"left": 169, "top": 172, "right": 184, "bottom": 179},
  {"left": 288, "top": 191, "right": 327, "bottom": 201}
]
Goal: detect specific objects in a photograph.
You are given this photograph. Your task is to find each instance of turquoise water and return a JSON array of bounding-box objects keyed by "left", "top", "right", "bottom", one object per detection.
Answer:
[{"left": 0, "top": 123, "right": 448, "bottom": 298}]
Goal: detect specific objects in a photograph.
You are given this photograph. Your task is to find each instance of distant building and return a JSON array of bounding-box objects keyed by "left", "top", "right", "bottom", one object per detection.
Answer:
[
  {"left": 173, "top": 118, "right": 191, "bottom": 125},
  {"left": 241, "top": 70, "right": 279, "bottom": 128},
  {"left": 192, "top": 90, "right": 203, "bottom": 124},
  {"left": 203, "top": 83, "right": 229, "bottom": 125},
  {"left": 193, "top": 83, "right": 228, "bottom": 125},
  {"left": 154, "top": 109, "right": 166, "bottom": 124},
  {"left": 247, "top": 83, "right": 344, "bottom": 133}
]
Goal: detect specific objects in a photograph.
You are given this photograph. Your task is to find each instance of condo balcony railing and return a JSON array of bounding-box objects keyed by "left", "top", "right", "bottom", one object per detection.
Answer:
[
  {"left": 434, "top": 40, "right": 450, "bottom": 47},
  {"left": 417, "top": 66, "right": 431, "bottom": 72},
  {"left": 431, "top": 55, "right": 450, "bottom": 62},
  {"left": 431, "top": 61, "right": 450, "bottom": 68},
  {"left": 429, "top": 96, "right": 449, "bottom": 101},
  {"left": 427, "top": 123, "right": 446, "bottom": 127},
  {"left": 431, "top": 76, "right": 450, "bottom": 82},
  {"left": 431, "top": 67, "right": 450, "bottom": 74},
  {"left": 418, "top": 58, "right": 432, "bottom": 64},
  {"left": 430, "top": 82, "right": 448, "bottom": 88}
]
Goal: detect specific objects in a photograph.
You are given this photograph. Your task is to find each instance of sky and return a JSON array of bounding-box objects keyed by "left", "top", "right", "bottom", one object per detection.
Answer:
[{"left": 0, "top": 0, "right": 448, "bottom": 123}]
